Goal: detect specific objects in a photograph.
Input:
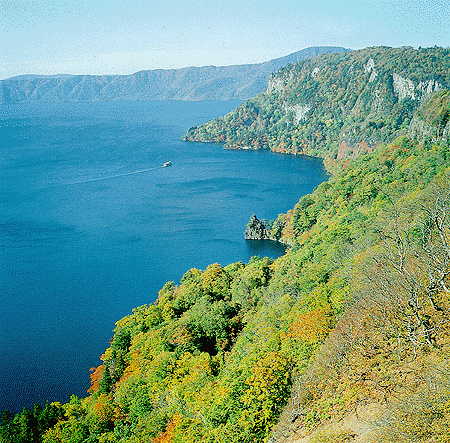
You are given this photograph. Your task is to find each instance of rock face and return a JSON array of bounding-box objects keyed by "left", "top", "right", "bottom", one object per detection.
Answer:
[
  {"left": 408, "top": 89, "right": 450, "bottom": 141},
  {"left": 0, "top": 47, "right": 349, "bottom": 104},
  {"left": 244, "top": 215, "right": 269, "bottom": 240}
]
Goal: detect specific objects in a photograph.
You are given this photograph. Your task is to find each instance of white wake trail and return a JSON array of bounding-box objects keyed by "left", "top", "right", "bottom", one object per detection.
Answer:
[{"left": 37, "top": 166, "right": 164, "bottom": 189}]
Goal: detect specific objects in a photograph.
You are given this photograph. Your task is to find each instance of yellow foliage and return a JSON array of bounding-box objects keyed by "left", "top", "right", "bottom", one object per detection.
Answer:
[
  {"left": 288, "top": 305, "right": 332, "bottom": 344},
  {"left": 162, "top": 302, "right": 175, "bottom": 321},
  {"left": 241, "top": 351, "right": 290, "bottom": 407},
  {"left": 98, "top": 432, "right": 117, "bottom": 443}
]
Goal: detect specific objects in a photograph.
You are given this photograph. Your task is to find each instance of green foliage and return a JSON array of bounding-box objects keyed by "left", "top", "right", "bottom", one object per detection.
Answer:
[{"left": 0, "top": 402, "right": 65, "bottom": 443}]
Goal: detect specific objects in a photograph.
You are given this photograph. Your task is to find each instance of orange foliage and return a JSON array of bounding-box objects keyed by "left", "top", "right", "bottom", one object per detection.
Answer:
[
  {"left": 88, "top": 365, "right": 104, "bottom": 393},
  {"left": 153, "top": 412, "right": 183, "bottom": 443},
  {"left": 92, "top": 393, "right": 119, "bottom": 424},
  {"left": 281, "top": 209, "right": 295, "bottom": 240}
]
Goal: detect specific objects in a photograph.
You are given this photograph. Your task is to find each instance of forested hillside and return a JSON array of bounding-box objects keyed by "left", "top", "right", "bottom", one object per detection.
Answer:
[
  {"left": 183, "top": 46, "right": 450, "bottom": 168},
  {"left": 2, "top": 48, "right": 450, "bottom": 443}
]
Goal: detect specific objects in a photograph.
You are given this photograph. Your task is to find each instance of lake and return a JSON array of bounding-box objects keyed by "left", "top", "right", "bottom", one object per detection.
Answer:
[{"left": 0, "top": 100, "right": 328, "bottom": 413}]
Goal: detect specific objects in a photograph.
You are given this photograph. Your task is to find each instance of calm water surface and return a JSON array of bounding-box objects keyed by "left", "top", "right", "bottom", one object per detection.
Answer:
[{"left": 0, "top": 101, "right": 328, "bottom": 412}]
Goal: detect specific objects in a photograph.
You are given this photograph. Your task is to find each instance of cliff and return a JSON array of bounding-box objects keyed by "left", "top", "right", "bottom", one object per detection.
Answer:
[
  {"left": 0, "top": 47, "right": 349, "bottom": 104},
  {"left": 409, "top": 89, "right": 450, "bottom": 140}
]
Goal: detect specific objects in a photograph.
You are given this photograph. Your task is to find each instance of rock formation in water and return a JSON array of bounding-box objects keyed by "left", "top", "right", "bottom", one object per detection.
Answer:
[
  {"left": 244, "top": 214, "right": 286, "bottom": 242},
  {"left": 244, "top": 214, "right": 269, "bottom": 240}
]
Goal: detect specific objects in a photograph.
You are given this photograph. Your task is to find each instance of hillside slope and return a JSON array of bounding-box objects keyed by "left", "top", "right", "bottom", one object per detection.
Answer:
[
  {"left": 183, "top": 46, "right": 450, "bottom": 166},
  {"left": 0, "top": 47, "right": 348, "bottom": 104},
  {"left": 2, "top": 92, "right": 446, "bottom": 443},
  {"left": 2, "top": 51, "right": 450, "bottom": 443}
]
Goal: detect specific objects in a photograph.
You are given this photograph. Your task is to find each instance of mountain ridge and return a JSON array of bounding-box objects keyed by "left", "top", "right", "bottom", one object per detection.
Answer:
[{"left": 0, "top": 47, "right": 349, "bottom": 104}]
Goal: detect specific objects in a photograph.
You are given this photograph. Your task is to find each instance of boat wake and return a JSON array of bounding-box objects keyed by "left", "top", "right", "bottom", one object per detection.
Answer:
[{"left": 36, "top": 165, "right": 165, "bottom": 189}]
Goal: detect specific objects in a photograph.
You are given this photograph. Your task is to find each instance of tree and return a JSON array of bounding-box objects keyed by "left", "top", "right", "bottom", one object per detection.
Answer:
[
  {"left": 239, "top": 351, "right": 291, "bottom": 440},
  {"left": 356, "top": 178, "right": 450, "bottom": 352},
  {"left": 0, "top": 410, "right": 16, "bottom": 443},
  {"left": 13, "top": 407, "right": 39, "bottom": 443}
]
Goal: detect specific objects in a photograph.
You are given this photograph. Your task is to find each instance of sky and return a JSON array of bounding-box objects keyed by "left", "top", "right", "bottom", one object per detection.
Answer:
[{"left": 1, "top": 0, "right": 449, "bottom": 80}]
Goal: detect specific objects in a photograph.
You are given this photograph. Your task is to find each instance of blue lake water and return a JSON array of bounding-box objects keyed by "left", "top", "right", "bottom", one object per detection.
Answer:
[{"left": 0, "top": 100, "right": 328, "bottom": 413}]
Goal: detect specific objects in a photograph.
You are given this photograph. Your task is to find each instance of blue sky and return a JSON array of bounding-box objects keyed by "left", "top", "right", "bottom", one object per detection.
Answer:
[{"left": 1, "top": 0, "right": 449, "bottom": 79}]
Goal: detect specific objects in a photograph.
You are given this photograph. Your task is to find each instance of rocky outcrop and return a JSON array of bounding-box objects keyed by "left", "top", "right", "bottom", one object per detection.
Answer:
[
  {"left": 244, "top": 214, "right": 286, "bottom": 242},
  {"left": 408, "top": 89, "right": 450, "bottom": 141},
  {"left": 283, "top": 103, "right": 311, "bottom": 124},
  {"left": 393, "top": 73, "right": 441, "bottom": 101},
  {"left": 244, "top": 215, "right": 269, "bottom": 240}
]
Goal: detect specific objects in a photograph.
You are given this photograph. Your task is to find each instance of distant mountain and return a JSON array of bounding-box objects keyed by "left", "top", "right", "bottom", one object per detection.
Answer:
[
  {"left": 5, "top": 74, "right": 74, "bottom": 81},
  {"left": 0, "top": 47, "right": 349, "bottom": 104}
]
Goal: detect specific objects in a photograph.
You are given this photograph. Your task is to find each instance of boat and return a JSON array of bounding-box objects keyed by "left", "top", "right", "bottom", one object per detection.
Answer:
[{"left": 163, "top": 161, "right": 172, "bottom": 167}]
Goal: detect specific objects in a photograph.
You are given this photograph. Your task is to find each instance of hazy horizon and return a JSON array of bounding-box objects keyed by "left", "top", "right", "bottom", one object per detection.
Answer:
[
  {"left": 2, "top": 0, "right": 449, "bottom": 80},
  {"left": 2, "top": 45, "right": 353, "bottom": 80}
]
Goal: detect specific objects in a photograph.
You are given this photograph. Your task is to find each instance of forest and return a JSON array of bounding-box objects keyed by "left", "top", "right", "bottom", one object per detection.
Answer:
[{"left": 2, "top": 46, "right": 450, "bottom": 443}]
